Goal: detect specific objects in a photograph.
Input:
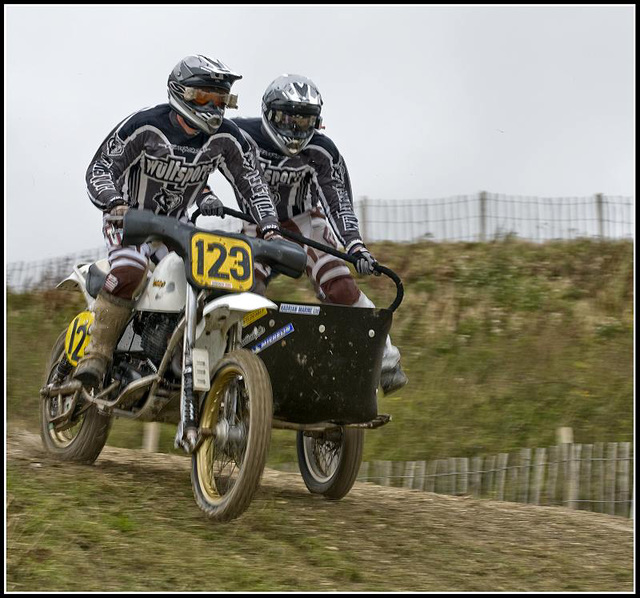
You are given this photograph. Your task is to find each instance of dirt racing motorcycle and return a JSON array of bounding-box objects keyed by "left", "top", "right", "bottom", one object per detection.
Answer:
[{"left": 39, "top": 207, "right": 404, "bottom": 522}]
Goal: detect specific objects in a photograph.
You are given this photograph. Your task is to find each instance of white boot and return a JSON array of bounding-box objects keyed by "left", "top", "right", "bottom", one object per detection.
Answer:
[{"left": 353, "top": 291, "right": 408, "bottom": 395}]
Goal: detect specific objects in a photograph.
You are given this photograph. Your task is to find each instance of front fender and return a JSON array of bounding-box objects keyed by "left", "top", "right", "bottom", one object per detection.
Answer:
[{"left": 196, "top": 292, "right": 277, "bottom": 339}]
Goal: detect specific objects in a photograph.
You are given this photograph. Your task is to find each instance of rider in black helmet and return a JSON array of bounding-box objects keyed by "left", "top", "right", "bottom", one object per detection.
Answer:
[{"left": 74, "top": 55, "right": 281, "bottom": 390}]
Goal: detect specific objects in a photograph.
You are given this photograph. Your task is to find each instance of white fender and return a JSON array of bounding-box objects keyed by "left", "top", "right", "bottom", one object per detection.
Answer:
[
  {"left": 56, "top": 259, "right": 109, "bottom": 307},
  {"left": 196, "top": 293, "right": 277, "bottom": 339}
]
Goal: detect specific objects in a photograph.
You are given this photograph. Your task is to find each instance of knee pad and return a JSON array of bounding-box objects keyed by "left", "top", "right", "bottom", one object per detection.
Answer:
[
  {"left": 320, "top": 276, "right": 361, "bottom": 306},
  {"left": 103, "top": 265, "right": 147, "bottom": 300}
]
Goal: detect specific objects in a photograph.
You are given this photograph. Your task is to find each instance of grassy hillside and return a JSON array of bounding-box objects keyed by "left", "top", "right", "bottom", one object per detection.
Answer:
[{"left": 6, "top": 238, "right": 633, "bottom": 465}]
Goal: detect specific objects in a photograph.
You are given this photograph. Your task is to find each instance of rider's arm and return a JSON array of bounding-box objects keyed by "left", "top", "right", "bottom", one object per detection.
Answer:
[
  {"left": 215, "top": 120, "right": 279, "bottom": 234},
  {"left": 305, "top": 136, "right": 364, "bottom": 252},
  {"left": 86, "top": 113, "right": 146, "bottom": 213}
]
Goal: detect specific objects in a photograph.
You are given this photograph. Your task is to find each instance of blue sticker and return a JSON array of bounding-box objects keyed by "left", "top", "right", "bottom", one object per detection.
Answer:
[{"left": 250, "top": 323, "right": 295, "bottom": 354}]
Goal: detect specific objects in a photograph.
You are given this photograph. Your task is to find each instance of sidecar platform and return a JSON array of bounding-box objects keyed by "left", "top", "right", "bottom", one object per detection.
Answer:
[{"left": 242, "top": 301, "right": 392, "bottom": 425}]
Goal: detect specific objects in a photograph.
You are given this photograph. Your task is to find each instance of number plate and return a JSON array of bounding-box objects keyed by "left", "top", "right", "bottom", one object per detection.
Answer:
[
  {"left": 65, "top": 311, "right": 95, "bottom": 366},
  {"left": 190, "top": 232, "right": 253, "bottom": 291}
]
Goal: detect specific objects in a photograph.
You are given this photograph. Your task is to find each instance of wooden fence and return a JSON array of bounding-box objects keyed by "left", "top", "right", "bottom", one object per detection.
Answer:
[{"left": 276, "top": 442, "right": 634, "bottom": 518}]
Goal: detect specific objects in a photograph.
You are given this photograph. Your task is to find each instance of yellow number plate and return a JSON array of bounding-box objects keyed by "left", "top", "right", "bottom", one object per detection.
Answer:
[
  {"left": 191, "top": 232, "right": 253, "bottom": 291},
  {"left": 65, "top": 311, "right": 94, "bottom": 366}
]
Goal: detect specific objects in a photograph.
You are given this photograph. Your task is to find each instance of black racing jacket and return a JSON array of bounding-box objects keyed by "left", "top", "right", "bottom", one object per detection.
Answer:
[
  {"left": 232, "top": 117, "right": 364, "bottom": 251},
  {"left": 86, "top": 104, "right": 278, "bottom": 230}
]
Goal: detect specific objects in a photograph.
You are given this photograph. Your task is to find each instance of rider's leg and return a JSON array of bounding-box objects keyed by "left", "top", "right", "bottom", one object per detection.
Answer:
[
  {"left": 297, "top": 210, "right": 408, "bottom": 395},
  {"left": 74, "top": 217, "right": 149, "bottom": 389}
]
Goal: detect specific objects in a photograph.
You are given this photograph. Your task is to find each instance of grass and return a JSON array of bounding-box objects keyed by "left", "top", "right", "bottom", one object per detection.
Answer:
[
  {"left": 6, "top": 237, "right": 633, "bottom": 465},
  {"left": 6, "top": 432, "right": 634, "bottom": 592}
]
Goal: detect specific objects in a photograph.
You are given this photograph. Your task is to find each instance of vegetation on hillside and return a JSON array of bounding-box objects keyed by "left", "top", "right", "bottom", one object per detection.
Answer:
[{"left": 6, "top": 238, "right": 633, "bottom": 464}]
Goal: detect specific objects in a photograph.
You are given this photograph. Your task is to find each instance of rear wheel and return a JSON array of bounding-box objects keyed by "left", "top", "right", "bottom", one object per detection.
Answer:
[
  {"left": 191, "top": 349, "right": 272, "bottom": 522},
  {"left": 39, "top": 330, "right": 112, "bottom": 464},
  {"left": 296, "top": 426, "right": 364, "bottom": 500}
]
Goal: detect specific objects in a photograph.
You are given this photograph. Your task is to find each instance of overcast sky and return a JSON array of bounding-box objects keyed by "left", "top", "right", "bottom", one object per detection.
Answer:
[{"left": 4, "top": 4, "right": 635, "bottom": 263}]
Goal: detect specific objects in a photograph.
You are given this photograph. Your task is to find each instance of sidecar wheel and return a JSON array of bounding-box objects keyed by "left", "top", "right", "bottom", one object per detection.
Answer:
[
  {"left": 191, "top": 349, "right": 272, "bottom": 522},
  {"left": 296, "top": 426, "right": 364, "bottom": 500},
  {"left": 39, "top": 330, "right": 112, "bottom": 464}
]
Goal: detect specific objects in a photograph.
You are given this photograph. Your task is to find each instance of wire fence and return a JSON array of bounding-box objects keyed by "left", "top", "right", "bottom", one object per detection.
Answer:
[
  {"left": 353, "top": 192, "right": 634, "bottom": 243},
  {"left": 5, "top": 192, "right": 634, "bottom": 292},
  {"left": 274, "top": 441, "right": 634, "bottom": 518}
]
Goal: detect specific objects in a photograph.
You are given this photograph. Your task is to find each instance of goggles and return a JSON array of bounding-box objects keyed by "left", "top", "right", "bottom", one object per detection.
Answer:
[
  {"left": 271, "top": 110, "right": 318, "bottom": 133},
  {"left": 183, "top": 87, "right": 238, "bottom": 109}
]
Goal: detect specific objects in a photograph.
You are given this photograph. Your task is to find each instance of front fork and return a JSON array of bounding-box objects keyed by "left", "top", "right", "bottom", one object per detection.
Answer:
[{"left": 175, "top": 285, "right": 199, "bottom": 452}]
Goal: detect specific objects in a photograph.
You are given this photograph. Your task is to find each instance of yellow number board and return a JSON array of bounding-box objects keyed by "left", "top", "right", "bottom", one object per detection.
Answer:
[
  {"left": 191, "top": 232, "right": 253, "bottom": 291},
  {"left": 65, "top": 311, "right": 95, "bottom": 366}
]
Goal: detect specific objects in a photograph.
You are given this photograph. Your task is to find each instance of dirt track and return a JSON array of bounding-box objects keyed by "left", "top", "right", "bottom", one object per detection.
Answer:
[{"left": 6, "top": 429, "right": 635, "bottom": 592}]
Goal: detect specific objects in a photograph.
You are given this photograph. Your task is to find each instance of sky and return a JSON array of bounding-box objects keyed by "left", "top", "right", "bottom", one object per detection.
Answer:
[{"left": 4, "top": 4, "right": 635, "bottom": 263}]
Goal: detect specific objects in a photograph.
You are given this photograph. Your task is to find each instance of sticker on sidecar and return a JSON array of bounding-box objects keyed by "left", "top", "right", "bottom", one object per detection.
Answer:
[
  {"left": 241, "top": 325, "right": 266, "bottom": 347},
  {"left": 279, "top": 303, "right": 321, "bottom": 316},
  {"left": 250, "top": 323, "right": 294, "bottom": 354},
  {"left": 242, "top": 308, "right": 267, "bottom": 327}
]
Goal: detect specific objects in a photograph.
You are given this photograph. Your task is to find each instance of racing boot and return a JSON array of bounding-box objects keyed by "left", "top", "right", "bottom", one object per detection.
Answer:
[
  {"left": 73, "top": 290, "right": 134, "bottom": 390},
  {"left": 380, "top": 337, "right": 408, "bottom": 396},
  {"left": 380, "top": 363, "right": 409, "bottom": 396}
]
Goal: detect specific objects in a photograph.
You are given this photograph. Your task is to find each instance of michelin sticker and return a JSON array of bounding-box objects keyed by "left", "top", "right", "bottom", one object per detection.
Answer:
[
  {"left": 279, "top": 303, "right": 321, "bottom": 316},
  {"left": 250, "top": 323, "right": 294, "bottom": 354}
]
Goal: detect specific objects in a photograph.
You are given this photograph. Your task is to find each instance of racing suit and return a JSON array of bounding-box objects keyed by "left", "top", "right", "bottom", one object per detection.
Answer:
[
  {"left": 231, "top": 117, "right": 403, "bottom": 377},
  {"left": 87, "top": 105, "right": 279, "bottom": 298},
  {"left": 76, "top": 105, "right": 279, "bottom": 389}
]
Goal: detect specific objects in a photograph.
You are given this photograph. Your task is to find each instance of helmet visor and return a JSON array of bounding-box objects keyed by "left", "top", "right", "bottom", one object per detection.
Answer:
[
  {"left": 183, "top": 87, "right": 238, "bottom": 109},
  {"left": 271, "top": 110, "right": 318, "bottom": 135}
]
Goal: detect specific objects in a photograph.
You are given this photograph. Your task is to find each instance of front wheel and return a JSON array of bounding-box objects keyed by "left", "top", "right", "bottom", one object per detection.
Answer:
[
  {"left": 191, "top": 349, "right": 273, "bottom": 522},
  {"left": 296, "top": 426, "right": 364, "bottom": 500},
  {"left": 39, "top": 329, "right": 112, "bottom": 464}
]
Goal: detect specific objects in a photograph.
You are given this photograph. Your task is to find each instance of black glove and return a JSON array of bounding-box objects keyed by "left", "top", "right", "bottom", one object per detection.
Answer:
[
  {"left": 348, "top": 243, "right": 379, "bottom": 276},
  {"left": 199, "top": 192, "right": 225, "bottom": 217}
]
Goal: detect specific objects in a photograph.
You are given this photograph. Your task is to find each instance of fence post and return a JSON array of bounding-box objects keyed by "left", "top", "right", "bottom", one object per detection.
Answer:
[
  {"left": 479, "top": 191, "right": 488, "bottom": 241},
  {"left": 567, "top": 444, "right": 581, "bottom": 510},
  {"left": 520, "top": 448, "right": 532, "bottom": 504},
  {"left": 360, "top": 195, "right": 369, "bottom": 244},
  {"left": 582, "top": 444, "right": 593, "bottom": 512},
  {"left": 404, "top": 461, "right": 416, "bottom": 489},
  {"left": 617, "top": 442, "right": 630, "bottom": 517},
  {"left": 496, "top": 453, "right": 508, "bottom": 501},
  {"left": 531, "top": 447, "right": 547, "bottom": 505},
  {"left": 594, "top": 442, "right": 605, "bottom": 513},
  {"left": 414, "top": 460, "right": 427, "bottom": 491},
  {"left": 142, "top": 422, "right": 160, "bottom": 452},
  {"left": 605, "top": 443, "right": 618, "bottom": 515},
  {"left": 425, "top": 460, "right": 437, "bottom": 493},
  {"left": 547, "top": 446, "right": 559, "bottom": 506},
  {"left": 595, "top": 193, "right": 605, "bottom": 239}
]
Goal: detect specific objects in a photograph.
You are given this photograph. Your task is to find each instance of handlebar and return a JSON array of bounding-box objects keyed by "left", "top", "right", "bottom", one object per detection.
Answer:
[{"left": 192, "top": 207, "right": 404, "bottom": 312}]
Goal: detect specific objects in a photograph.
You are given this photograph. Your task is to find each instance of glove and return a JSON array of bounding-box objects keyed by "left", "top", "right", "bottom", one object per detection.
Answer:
[
  {"left": 349, "top": 243, "right": 379, "bottom": 276},
  {"left": 263, "top": 229, "right": 284, "bottom": 242},
  {"left": 199, "top": 192, "right": 225, "bottom": 217},
  {"left": 104, "top": 203, "right": 129, "bottom": 223},
  {"left": 260, "top": 222, "right": 284, "bottom": 242}
]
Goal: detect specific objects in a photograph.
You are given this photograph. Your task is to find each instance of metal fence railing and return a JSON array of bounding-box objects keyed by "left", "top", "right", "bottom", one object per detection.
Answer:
[{"left": 5, "top": 192, "right": 634, "bottom": 292}]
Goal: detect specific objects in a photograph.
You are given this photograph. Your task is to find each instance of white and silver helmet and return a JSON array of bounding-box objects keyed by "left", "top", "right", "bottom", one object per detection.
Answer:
[
  {"left": 168, "top": 55, "right": 242, "bottom": 135},
  {"left": 261, "top": 74, "right": 323, "bottom": 156}
]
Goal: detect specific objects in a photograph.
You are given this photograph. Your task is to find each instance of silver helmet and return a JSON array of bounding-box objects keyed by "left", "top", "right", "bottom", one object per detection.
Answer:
[
  {"left": 261, "top": 74, "right": 323, "bottom": 156},
  {"left": 168, "top": 55, "right": 242, "bottom": 135}
]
